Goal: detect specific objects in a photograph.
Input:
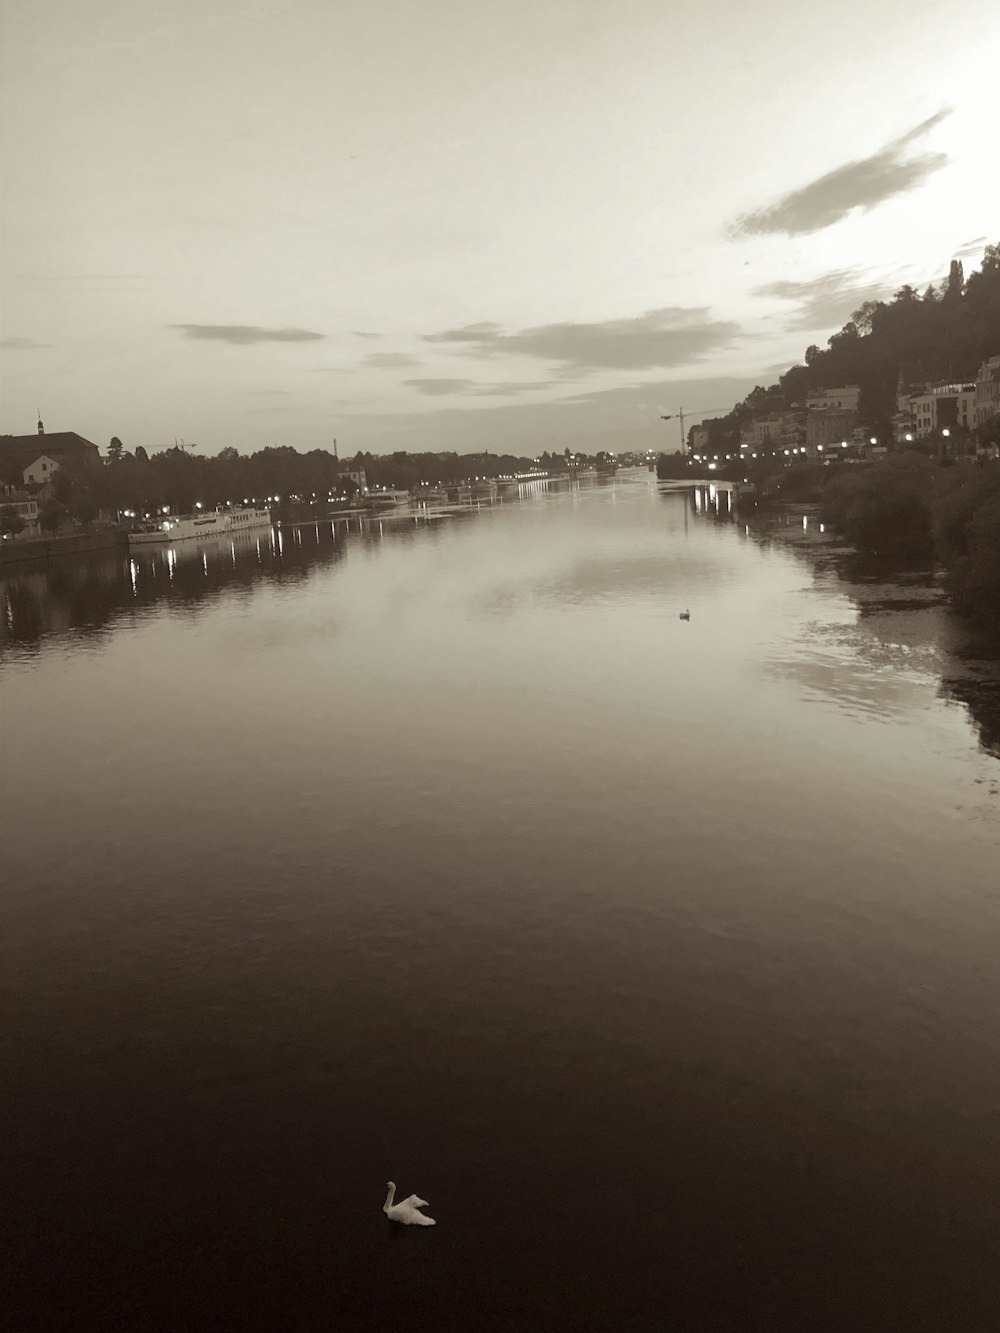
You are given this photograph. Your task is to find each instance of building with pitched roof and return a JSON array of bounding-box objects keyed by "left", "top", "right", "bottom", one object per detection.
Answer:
[{"left": 0, "top": 417, "right": 101, "bottom": 484}]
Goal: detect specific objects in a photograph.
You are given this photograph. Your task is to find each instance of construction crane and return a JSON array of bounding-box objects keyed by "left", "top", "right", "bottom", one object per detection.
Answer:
[{"left": 659, "top": 407, "right": 731, "bottom": 449}]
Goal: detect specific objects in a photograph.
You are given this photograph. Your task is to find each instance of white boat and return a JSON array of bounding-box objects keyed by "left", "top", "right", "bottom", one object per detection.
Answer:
[
  {"left": 128, "top": 506, "right": 272, "bottom": 546},
  {"left": 370, "top": 487, "right": 411, "bottom": 507}
]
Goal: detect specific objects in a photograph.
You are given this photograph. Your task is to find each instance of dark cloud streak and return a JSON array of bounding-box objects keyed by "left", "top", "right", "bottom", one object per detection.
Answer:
[
  {"left": 423, "top": 308, "right": 738, "bottom": 372},
  {"left": 362, "top": 352, "right": 421, "bottom": 368},
  {"left": 474, "top": 381, "right": 556, "bottom": 396},
  {"left": 731, "top": 110, "right": 951, "bottom": 237},
  {"left": 174, "top": 324, "right": 325, "bottom": 344},
  {"left": 404, "top": 378, "right": 479, "bottom": 396}
]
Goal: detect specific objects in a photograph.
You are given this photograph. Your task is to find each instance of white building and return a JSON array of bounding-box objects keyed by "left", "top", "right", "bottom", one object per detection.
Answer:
[
  {"left": 1, "top": 485, "right": 40, "bottom": 532},
  {"left": 975, "top": 355, "right": 1000, "bottom": 428},
  {"left": 902, "top": 383, "right": 977, "bottom": 439},
  {"left": 22, "top": 455, "right": 60, "bottom": 486}
]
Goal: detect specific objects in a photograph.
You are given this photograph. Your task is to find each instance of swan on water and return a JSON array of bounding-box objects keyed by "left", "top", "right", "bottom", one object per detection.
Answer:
[
  {"left": 679, "top": 609, "right": 690, "bottom": 620},
  {"left": 383, "top": 1181, "right": 436, "bottom": 1226}
]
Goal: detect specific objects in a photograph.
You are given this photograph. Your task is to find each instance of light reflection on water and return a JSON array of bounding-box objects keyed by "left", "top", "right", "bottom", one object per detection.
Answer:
[{"left": 2, "top": 473, "right": 1000, "bottom": 1328}]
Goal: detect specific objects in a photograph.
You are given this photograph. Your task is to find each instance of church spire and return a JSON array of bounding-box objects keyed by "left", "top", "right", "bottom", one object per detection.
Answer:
[{"left": 37, "top": 410, "right": 44, "bottom": 435}]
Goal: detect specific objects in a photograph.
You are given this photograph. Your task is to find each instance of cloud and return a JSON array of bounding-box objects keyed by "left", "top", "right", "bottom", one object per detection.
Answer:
[
  {"left": 174, "top": 324, "right": 325, "bottom": 344},
  {"left": 0, "top": 337, "right": 51, "bottom": 349},
  {"left": 400, "top": 377, "right": 571, "bottom": 399},
  {"left": 362, "top": 352, "right": 421, "bottom": 368},
  {"left": 955, "top": 235, "right": 988, "bottom": 260},
  {"left": 731, "top": 110, "right": 951, "bottom": 237},
  {"left": 752, "top": 269, "right": 887, "bottom": 330},
  {"left": 544, "top": 376, "right": 756, "bottom": 414},
  {"left": 423, "top": 308, "right": 739, "bottom": 372},
  {"left": 474, "top": 381, "right": 557, "bottom": 396},
  {"left": 404, "top": 378, "right": 479, "bottom": 395},
  {"left": 426, "top": 321, "right": 503, "bottom": 345},
  {"left": 13, "top": 273, "right": 150, "bottom": 290}
]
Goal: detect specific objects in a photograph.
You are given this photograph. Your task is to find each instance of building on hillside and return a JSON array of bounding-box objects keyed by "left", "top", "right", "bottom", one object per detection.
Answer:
[
  {"left": 900, "top": 383, "right": 977, "bottom": 439},
  {"left": 955, "top": 386, "right": 977, "bottom": 433},
  {"left": 975, "top": 355, "right": 1000, "bottom": 428},
  {"left": 805, "top": 385, "right": 861, "bottom": 414},
  {"left": 342, "top": 468, "right": 367, "bottom": 494},
  {"left": 752, "top": 415, "right": 781, "bottom": 449},
  {"left": 689, "top": 424, "right": 711, "bottom": 455},
  {"left": 0, "top": 485, "right": 40, "bottom": 534},
  {"left": 738, "top": 411, "right": 806, "bottom": 454},
  {"left": 776, "top": 411, "right": 806, "bottom": 448},
  {"left": 0, "top": 419, "right": 101, "bottom": 482},
  {"left": 22, "top": 454, "right": 60, "bottom": 486},
  {"left": 806, "top": 409, "right": 858, "bottom": 452}
]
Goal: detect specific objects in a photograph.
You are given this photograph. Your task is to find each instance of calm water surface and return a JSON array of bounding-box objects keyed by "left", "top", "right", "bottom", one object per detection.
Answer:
[{"left": 3, "top": 475, "right": 1000, "bottom": 1330}]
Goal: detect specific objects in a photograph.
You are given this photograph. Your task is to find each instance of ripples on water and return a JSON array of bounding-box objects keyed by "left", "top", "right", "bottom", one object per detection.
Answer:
[{"left": 3, "top": 476, "right": 1000, "bottom": 1330}]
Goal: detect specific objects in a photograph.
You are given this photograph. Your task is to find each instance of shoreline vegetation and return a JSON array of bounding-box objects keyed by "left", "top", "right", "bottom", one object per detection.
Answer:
[{"left": 755, "top": 454, "right": 1000, "bottom": 632}]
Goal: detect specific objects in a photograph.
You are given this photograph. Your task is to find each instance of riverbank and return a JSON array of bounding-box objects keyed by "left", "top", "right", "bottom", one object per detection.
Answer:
[
  {"left": 731, "top": 454, "right": 1000, "bottom": 631},
  {"left": 815, "top": 455, "right": 1000, "bottom": 626},
  {"left": 0, "top": 529, "right": 128, "bottom": 568}
]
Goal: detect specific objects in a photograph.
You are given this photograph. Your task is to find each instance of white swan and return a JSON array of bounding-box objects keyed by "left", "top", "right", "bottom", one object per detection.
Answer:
[{"left": 383, "top": 1180, "right": 436, "bottom": 1226}]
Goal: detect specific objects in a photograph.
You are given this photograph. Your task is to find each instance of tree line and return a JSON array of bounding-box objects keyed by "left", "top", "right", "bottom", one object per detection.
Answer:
[
  {"left": 5, "top": 444, "right": 580, "bottom": 532},
  {"left": 819, "top": 455, "right": 1000, "bottom": 626}
]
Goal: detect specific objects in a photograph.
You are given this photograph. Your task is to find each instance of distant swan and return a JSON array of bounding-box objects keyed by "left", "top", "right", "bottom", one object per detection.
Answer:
[
  {"left": 383, "top": 1181, "right": 436, "bottom": 1226},
  {"left": 679, "top": 609, "right": 690, "bottom": 620}
]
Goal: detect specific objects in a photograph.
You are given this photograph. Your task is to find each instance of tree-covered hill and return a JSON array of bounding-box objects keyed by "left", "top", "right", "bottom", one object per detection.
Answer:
[{"left": 698, "top": 242, "right": 1000, "bottom": 450}]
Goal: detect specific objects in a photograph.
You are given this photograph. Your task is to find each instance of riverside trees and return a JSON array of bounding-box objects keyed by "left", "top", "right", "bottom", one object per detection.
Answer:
[
  {"left": 64, "top": 442, "right": 547, "bottom": 520},
  {"left": 818, "top": 454, "right": 1000, "bottom": 628}
]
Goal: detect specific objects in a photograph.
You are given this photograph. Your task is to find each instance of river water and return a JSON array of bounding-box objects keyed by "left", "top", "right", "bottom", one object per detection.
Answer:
[{"left": 3, "top": 473, "right": 1000, "bottom": 1330}]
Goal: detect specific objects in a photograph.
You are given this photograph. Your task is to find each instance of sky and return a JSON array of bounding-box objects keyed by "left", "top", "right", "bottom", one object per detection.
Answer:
[{"left": 1, "top": 0, "right": 997, "bottom": 458}]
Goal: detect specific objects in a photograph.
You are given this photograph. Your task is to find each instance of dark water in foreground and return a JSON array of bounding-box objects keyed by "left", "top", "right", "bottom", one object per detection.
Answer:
[{"left": 3, "top": 475, "right": 1000, "bottom": 1331}]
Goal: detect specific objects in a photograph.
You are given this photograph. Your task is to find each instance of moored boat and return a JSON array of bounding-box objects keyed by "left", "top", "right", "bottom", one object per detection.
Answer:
[
  {"left": 370, "top": 487, "right": 411, "bottom": 507},
  {"left": 128, "top": 506, "right": 272, "bottom": 546}
]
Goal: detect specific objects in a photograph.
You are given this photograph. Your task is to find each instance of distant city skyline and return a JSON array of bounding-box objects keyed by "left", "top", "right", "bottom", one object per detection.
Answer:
[{"left": 2, "top": 0, "right": 996, "bottom": 456}]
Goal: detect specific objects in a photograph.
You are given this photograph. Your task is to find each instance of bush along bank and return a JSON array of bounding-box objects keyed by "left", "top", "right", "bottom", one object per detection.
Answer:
[{"left": 817, "top": 454, "right": 1000, "bottom": 626}]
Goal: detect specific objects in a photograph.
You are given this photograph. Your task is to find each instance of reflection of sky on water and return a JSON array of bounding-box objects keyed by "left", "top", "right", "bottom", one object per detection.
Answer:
[
  {"left": 745, "top": 503, "right": 1000, "bottom": 763},
  {"left": 3, "top": 477, "right": 1000, "bottom": 771}
]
